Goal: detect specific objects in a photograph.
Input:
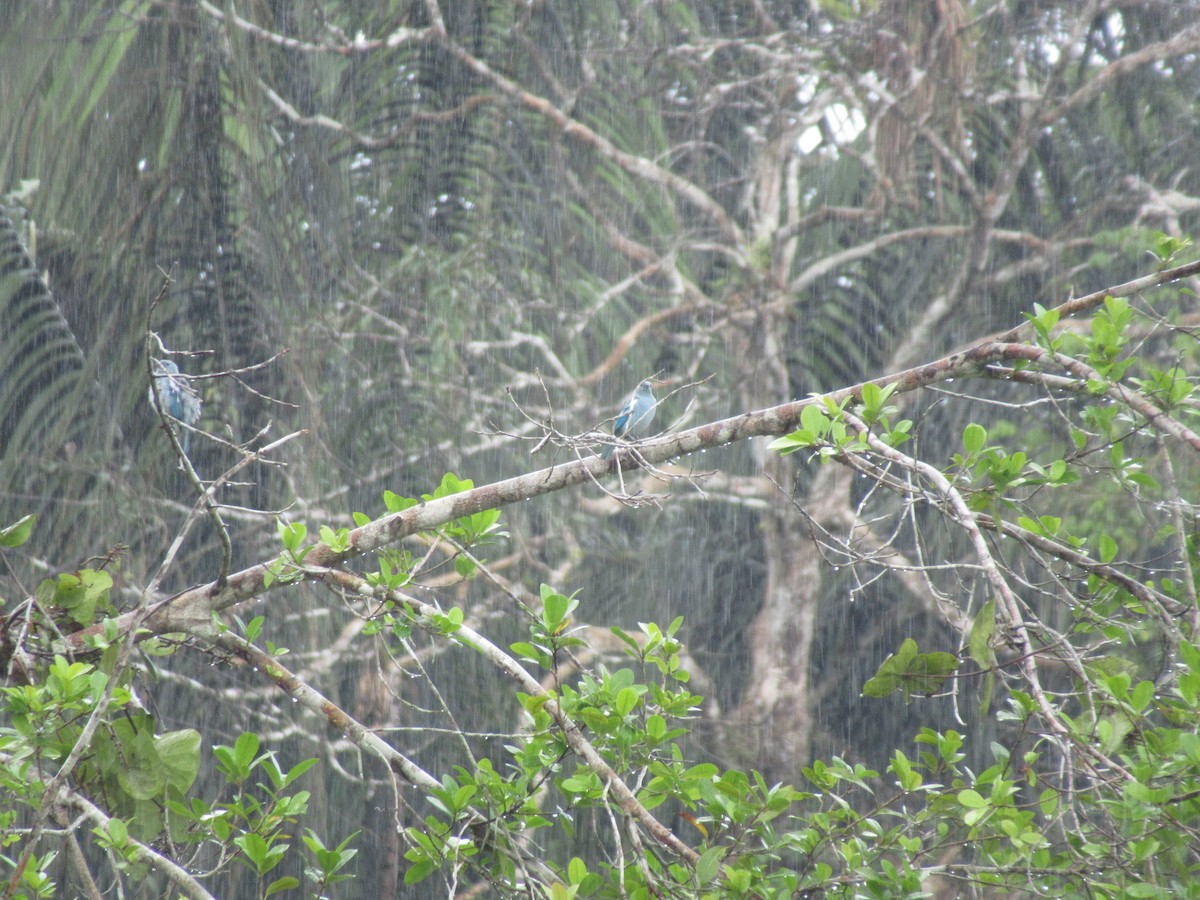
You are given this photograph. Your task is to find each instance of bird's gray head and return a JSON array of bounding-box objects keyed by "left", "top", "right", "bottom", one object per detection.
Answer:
[{"left": 152, "top": 359, "right": 180, "bottom": 376}]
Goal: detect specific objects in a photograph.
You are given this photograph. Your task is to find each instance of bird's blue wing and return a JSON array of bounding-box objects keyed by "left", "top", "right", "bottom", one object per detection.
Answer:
[{"left": 612, "top": 408, "right": 632, "bottom": 438}]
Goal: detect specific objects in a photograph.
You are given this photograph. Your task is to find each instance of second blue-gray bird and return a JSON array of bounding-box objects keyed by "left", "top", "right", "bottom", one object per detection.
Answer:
[
  {"left": 148, "top": 359, "right": 202, "bottom": 454},
  {"left": 601, "top": 379, "right": 658, "bottom": 459}
]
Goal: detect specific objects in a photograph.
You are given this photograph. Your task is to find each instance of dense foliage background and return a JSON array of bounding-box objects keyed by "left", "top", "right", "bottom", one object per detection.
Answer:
[{"left": 4, "top": 1, "right": 1200, "bottom": 896}]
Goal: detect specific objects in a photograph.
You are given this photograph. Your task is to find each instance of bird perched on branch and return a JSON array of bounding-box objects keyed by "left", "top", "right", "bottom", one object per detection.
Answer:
[
  {"left": 601, "top": 379, "right": 658, "bottom": 460},
  {"left": 148, "top": 358, "right": 202, "bottom": 454}
]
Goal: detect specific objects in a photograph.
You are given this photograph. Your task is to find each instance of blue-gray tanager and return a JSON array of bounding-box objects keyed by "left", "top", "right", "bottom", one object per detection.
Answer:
[
  {"left": 601, "top": 379, "right": 658, "bottom": 460},
  {"left": 148, "top": 359, "right": 202, "bottom": 454}
]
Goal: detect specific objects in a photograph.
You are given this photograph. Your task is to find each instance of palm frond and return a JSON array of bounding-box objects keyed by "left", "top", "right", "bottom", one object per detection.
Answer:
[{"left": 0, "top": 204, "right": 87, "bottom": 466}]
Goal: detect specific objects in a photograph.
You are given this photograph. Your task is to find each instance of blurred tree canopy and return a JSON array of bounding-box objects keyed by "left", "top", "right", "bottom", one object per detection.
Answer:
[{"left": 4, "top": 0, "right": 1200, "bottom": 896}]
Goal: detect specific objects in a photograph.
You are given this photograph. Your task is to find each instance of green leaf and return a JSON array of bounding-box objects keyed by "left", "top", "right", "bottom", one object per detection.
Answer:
[
  {"left": 863, "top": 638, "right": 918, "bottom": 698},
  {"left": 978, "top": 671, "right": 995, "bottom": 720},
  {"left": 567, "top": 857, "right": 588, "bottom": 884},
  {"left": 696, "top": 846, "right": 723, "bottom": 886},
  {"left": 277, "top": 519, "right": 307, "bottom": 553},
  {"left": 280, "top": 757, "right": 319, "bottom": 790},
  {"left": 1124, "top": 884, "right": 1165, "bottom": 898},
  {"left": 610, "top": 626, "right": 642, "bottom": 656},
  {"left": 235, "top": 731, "right": 260, "bottom": 768},
  {"left": 265, "top": 877, "right": 300, "bottom": 897},
  {"left": 968, "top": 600, "right": 997, "bottom": 668},
  {"left": 888, "top": 750, "right": 921, "bottom": 792},
  {"left": 1024, "top": 303, "right": 1061, "bottom": 345},
  {"left": 958, "top": 788, "right": 988, "bottom": 808},
  {"left": 645, "top": 714, "right": 666, "bottom": 741},
  {"left": 615, "top": 687, "right": 639, "bottom": 717},
  {"left": 1039, "top": 515, "right": 1060, "bottom": 535},
  {"left": 441, "top": 472, "right": 472, "bottom": 494},
  {"left": 510, "top": 641, "right": 552, "bottom": 667},
  {"left": 50, "top": 569, "right": 114, "bottom": 625},
  {"left": 235, "top": 833, "right": 267, "bottom": 869},
  {"left": 801, "top": 403, "right": 830, "bottom": 437},
  {"left": 156, "top": 729, "right": 201, "bottom": 794},
  {"left": 1038, "top": 787, "right": 1058, "bottom": 817},
  {"left": 542, "top": 587, "right": 570, "bottom": 631},
  {"left": 962, "top": 423, "right": 986, "bottom": 456},
  {"left": 384, "top": 490, "right": 418, "bottom": 513},
  {"left": 0, "top": 514, "right": 34, "bottom": 547},
  {"left": 319, "top": 525, "right": 351, "bottom": 552},
  {"left": 862, "top": 638, "right": 959, "bottom": 702},
  {"left": 1098, "top": 533, "right": 1118, "bottom": 563},
  {"left": 768, "top": 431, "right": 813, "bottom": 452},
  {"left": 115, "top": 729, "right": 165, "bottom": 801},
  {"left": 1131, "top": 837, "right": 1161, "bottom": 864},
  {"left": 1129, "top": 680, "right": 1154, "bottom": 713},
  {"left": 100, "top": 817, "right": 128, "bottom": 848}
]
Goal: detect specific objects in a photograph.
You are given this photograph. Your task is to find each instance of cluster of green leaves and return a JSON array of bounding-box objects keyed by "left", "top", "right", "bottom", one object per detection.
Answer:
[
  {"left": 371, "top": 472, "right": 506, "bottom": 578},
  {"left": 393, "top": 567, "right": 1128, "bottom": 895},
  {"left": 215, "top": 612, "right": 292, "bottom": 660},
  {"left": 261, "top": 520, "right": 314, "bottom": 588},
  {"left": 0, "top": 518, "right": 179, "bottom": 893},
  {"left": 349, "top": 474, "right": 503, "bottom": 644},
  {"left": 608, "top": 283, "right": 1200, "bottom": 895},
  {"left": 1, "top": 522, "right": 201, "bottom": 848},
  {"left": 266, "top": 473, "right": 503, "bottom": 588},
  {"left": 951, "top": 420, "right": 1082, "bottom": 511},
  {"left": 166, "top": 733, "right": 353, "bottom": 897},
  {"left": 510, "top": 584, "right": 586, "bottom": 669},
  {"left": 259, "top": 472, "right": 504, "bottom": 652},
  {"left": 768, "top": 383, "right": 913, "bottom": 459},
  {"left": 861, "top": 638, "right": 959, "bottom": 703},
  {"left": 956, "top": 293, "right": 1182, "bottom": 519},
  {"left": 984, "top": 647, "right": 1200, "bottom": 895},
  {"left": 793, "top": 725, "right": 1089, "bottom": 895},
  {"left": 393, "top": 578, "right": 1200, "bottom": 898},
  {"left": 1, "top": 653, "right": 201, "bottom": 892},
  {"left": 356, "top": 352, "right": 1200, "bottom": 896},
  {"left": 403, "top": 602, "right": 711, "bottom": 894},
  {"left": 1028, "top": 292, "right": 1199, "bottom": 436},
  {"left": 0, "top": 516, "right": 355, "bottom": 899}
]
